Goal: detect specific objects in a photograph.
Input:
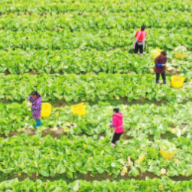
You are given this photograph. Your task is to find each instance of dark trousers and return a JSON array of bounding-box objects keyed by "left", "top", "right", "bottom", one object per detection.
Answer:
[
  {"left": 111, "top": 132, "right": 123, "bottom": 144},
  {"left": 156, "top": 73, "right": 166, "bottom": 81},
  {"left": 134, "top": 42, "right": 143, "bottom": 54}
]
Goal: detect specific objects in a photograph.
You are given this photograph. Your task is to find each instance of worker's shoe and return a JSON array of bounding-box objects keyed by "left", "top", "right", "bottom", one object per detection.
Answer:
[
  {"left": 163, "top": 80, "right": 166, "bottom": 84},
  {"left": 116, "top": 140, "right": 120, "bottom": 145},
  {"left": 111, "top": 143, "right": 115, "bottom": 148},
  {"left": 34, "top": 119, "right": 41, "bottom": 128},
  {"left": 156, "top": 80, "right": 159, "bottom": 84}
]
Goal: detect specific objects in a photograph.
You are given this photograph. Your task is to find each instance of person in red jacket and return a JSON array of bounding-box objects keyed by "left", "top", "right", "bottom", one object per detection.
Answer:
[
  {"left": 133, "top": 25, "right": 147, "bottom": 57},
  {"left": 110, "top": 108, "right": 124, "bottom": 148},
  {"left": 154, "top": 51, "right": 167, "bottom": 84}
]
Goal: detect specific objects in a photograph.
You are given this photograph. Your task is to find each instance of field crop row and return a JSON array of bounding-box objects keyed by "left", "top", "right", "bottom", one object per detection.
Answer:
[
  {"left": 1, "top": 73, "right": 192, "bottom": 102},
  {"left": 1, "top": 49, "right": 192, "bottom": 75},
  {"left": 1, "top": 101, "right": 192, "bottom": 136},
  {"left": 1, "top": 0, "right": 191, "bottom": 14},
  {"left": 0, "top": 11, "right": 191, "bottom": 32},
  {"left": 0, "top": 49, "right": 154, "bottom": 74},
  {"left": 1, "top": 134, "right": 192, "bottom": 179},
  {"left": 1, "top": 177, "right": 192, "bottom": 191},
  {"left": 0, "top": 28, "right": 191, "bottom": 51}
]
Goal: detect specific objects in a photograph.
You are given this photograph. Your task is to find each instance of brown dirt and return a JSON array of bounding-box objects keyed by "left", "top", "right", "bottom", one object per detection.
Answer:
[
  {"left": 0, "top": 127, "right": 69, "bottom": 139},
  {"left": 1, "top": 122, "right": 190, "bottom": 140},
  {"left": 3, "top": 171, "right": 192, "bottom": 183},
  {"left": 179, "top": 124, "right": 188, "bottom": 130},
  {"left": 49, "top": 97, "right": 168, "bottom": 108},
  {"left": 1, "top": 97, "right": 192, "bottom": 108},
  {"left": 170, "top": 175, "right": 192, "bottom": 181},
  {"left": 122, "top": 132, "right": 133, "bottom": 140},
  {"left": 166, "top": 68, "right": 179, "bottom": 76},
  {"left": 161, "top": 123, "right": 190, "bottom": 139},
  {"left": 161, "top": 132, "right": 177, "bottom": 140},
  {"left": 24, "top": 127, "right": 36, "bottom": 135},
  {"left": 79, "top": 171, "right": 161, "bottom": 181},
  {"left": 1, "top": 127, "right": 129, "bottom": 140}
]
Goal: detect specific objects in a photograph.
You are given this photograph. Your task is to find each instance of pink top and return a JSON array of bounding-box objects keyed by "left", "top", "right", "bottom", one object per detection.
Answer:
[{"left": 110, "top": 113, "right": 124, "bottom": 133}]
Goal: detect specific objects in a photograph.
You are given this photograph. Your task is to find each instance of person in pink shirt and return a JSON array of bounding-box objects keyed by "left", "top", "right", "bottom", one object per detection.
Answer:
[
  {"left": 110, "top": 108, "right": 124, "bottom": 148},
  {"left": 133, "top": 25, "right": 147, "bottom": 57}
]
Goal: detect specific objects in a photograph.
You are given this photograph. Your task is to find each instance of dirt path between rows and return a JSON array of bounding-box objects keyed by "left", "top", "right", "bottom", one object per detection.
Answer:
[
  {"left": 1, "top": 123, "right": 187, "bottom": 141},
  {"left": 2, "top": 171, "right": 192, "bottom": 183},
  {"left": 1, "top": 97, "right": 169, "bottom": 107},
  {"left": 0, "top": 127, "right": 133, "bottom": 141}
]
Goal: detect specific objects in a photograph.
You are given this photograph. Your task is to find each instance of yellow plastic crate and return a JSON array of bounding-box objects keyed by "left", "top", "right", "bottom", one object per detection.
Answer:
[
  {"left": 151, "top": 48, "right": 162, "bottom": 58},
  {"left": 41, "top": 103, "right": 52, "bottom": 117},
  {"left": 175, "top": 53, "right": 186, "bottom": 59},
  {"left": 71, "top": 103, "right": 86, "bottom": 116},
  {"left": 171, "top": 76, "right": 185, "bottom": 88},
  {"left": 160, "top": 145, "right": 176, "bottom": 160}
]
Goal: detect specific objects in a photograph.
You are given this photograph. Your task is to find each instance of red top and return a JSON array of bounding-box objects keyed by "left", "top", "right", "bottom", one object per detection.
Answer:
[
  {"left": 154, "top": 55, "right": 167, "bottom": 74},
  {"left": 135, "top": 31, "right": 147, "bottom": 41}
]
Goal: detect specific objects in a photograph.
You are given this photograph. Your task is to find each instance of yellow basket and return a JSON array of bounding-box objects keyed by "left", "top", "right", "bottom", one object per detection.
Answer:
[
  {"left": 41, "top": 103, "right": 52, "bottom": 118},
  {"left": 151, "top": 48, "right": 162, "bottom": 58},
  {"left": 171, "top": 76, "right": 185, "bottom": 88},
  {"left": 160, "top": 147, "right": 176, "bottom": 160},
  {"left": 41, "top": 103, "right": 86, "bottom": 118},
  {"left": 175, "top": 53, "right": 186, "bottom": 59},
  {"left": 71, "top": 103, "right": 86, "bottom": 116}
]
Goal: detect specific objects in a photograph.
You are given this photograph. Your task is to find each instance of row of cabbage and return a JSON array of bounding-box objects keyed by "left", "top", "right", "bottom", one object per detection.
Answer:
[
  {"left": 1, "top": 0, "right": 191, "bottom": 14},
  {"left": 0, "top": 49, "right": 191, "bottom": 75},
  {"left": 1, "top": 101, "right": 192, "bottom": 137},
  {"left": 1, "top": 73, "right": 192, "bottom": 102},
  {"left": 0, "top": 49, "right": 153, "bottom": 74},
  {"left": 0, "top": 28, "right": 191, "bottom": 51},
  {"left": 1, "top": 177, "right": 192, "bottom": 192},
  {"left": 0, "top": 11, "right": 191, "bottom": 31},
  {"left": 0, "top": 133, "right": 192, "bottom": 180}
]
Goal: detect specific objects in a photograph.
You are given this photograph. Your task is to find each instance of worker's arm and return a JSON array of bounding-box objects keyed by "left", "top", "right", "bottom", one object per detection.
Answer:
[
  {"left": 116, "top": 114, "right": 123, "bottom": 117},
  {"left": 110, "top": 123, "right": 116, "bottom": 127},
  {"left": 157, "top": 63, "right": 163, "bottom": 67},
  {"left": 157, "top": 64, "right": 166, "bottom": 67},
  {"left": 110, "top": 116, "right": 117, "bottom": 127},
  {"left": 155, "top": 56, "right": 166, "bottom": 67},
  {"left": 135, "top": 31, "right": 138, "bottom": 38},
  {"left": 27, "top": 96, "right": 32, "bottom": 102}
]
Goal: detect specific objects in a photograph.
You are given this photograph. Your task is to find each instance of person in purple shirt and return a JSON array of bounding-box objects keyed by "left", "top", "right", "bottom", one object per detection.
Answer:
[
  {"left": 28, "top": 91, "right": 42, "bottom": 128},
  {"left": 154, "top": 51, "right": 167, "bottom": 84}
]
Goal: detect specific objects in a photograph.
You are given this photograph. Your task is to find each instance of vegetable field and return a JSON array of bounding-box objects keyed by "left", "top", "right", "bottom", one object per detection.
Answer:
[{"left": 0, "top": 0, "right": 192, "bottom": 191}]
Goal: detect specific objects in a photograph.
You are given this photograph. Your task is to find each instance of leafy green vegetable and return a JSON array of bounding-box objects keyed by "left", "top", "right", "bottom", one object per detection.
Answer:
[
  {"left": 1, "top": 101, "right": 192, "bottom": 137},
  {"left": 174, "top": 46, "right": 187, "bottom": 53},
  {"left": 1, "top": 0, "right": 191, "bottom": 14},
  {"left": 1, "top": 177, "right": 192, "bottom": 191},
  {"left": 161, "top": 141, "right": 176, "bottom": 152},
  {"left": 1, "top": 73, "right": 192, "bottom": 103},
  {"left": 0, "top": 134, "right": 192, "bottom": 179},
  {"left": 0, "top": 0, "right": 192, "bottom": 188}
]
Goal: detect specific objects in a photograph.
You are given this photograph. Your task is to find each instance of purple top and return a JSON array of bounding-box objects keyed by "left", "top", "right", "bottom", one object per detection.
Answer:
[{"left": 28, "top": 95, "right": 42, "bottom": 120}]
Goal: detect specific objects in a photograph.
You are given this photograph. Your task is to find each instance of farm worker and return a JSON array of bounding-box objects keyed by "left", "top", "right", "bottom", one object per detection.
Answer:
[
  {"left": 28, "top": 91, "right": 42, "bottom": 128},
  {"left": 110, "top": 108, "right": 124, "bottom": 148},
  {"left": 133, "top": 25, "right": 147, "bottom": 57},
  {"left": 154, "top": 51, "right": 167, "bottom": 84}
]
